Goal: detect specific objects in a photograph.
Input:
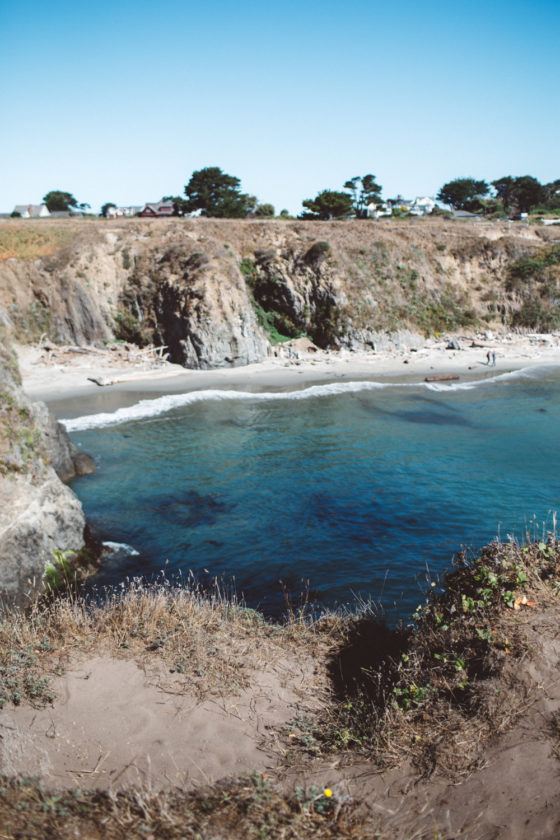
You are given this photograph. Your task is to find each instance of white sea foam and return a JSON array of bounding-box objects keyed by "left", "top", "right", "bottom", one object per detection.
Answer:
[
  {"left": 61, "top": 366, "right": 542, "bottom": 431},
  {"left": 102, "top": 541, "right": 140, "bottom": 556},
  {"left": 424, "top": 367, "right": 536, "bottom": 392}
]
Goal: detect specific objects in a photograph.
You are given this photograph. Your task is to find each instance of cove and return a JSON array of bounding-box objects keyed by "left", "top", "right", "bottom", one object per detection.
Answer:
[{"left": 66, "top": 367, "right": 560, "bottom": 618}]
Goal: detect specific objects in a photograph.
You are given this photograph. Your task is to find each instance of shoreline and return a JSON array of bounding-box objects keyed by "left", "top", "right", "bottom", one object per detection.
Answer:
[{"left": 16, "top": 334, "right": 560, "bottom": 419}]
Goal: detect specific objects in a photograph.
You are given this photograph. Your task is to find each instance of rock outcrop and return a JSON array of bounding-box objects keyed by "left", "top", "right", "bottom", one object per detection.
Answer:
[
  {"left": 0, "top": 337, "right": 91, "bottom": 605},
  {"left": 0, "top": 217, "right": 557, "bottom": 368}
]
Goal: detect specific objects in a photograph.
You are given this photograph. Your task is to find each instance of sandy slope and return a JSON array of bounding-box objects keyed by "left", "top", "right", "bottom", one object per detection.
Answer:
[{"left": 1, "top": 654, "right": 319, "bottom": 790}]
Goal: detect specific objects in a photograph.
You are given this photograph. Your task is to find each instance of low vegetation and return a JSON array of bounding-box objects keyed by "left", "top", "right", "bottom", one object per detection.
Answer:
[
  {"left": 1, "top": 536, "right": 560, "bottom": 835},
  {"left": 0, "top": 774, "right": 374, "bottom": 839},
  {"left": 507, "top": 243, "right": 560, "bottom": 330},
  {"left": 313, "top": 537, "right": 560, "bottom": 776},
  {"left": 0, "top": 223, "right": 76, "bottom": 261}
]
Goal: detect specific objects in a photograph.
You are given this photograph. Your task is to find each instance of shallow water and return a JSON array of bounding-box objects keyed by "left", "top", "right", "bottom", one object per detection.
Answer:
[{"left": 66, "top": 367, "right": 560, "bottom": 618}]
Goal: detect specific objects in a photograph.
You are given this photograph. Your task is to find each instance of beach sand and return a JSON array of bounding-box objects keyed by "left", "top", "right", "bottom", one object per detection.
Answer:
[{"left": 17, "top": 333, "right": 560, "bottom": 418}]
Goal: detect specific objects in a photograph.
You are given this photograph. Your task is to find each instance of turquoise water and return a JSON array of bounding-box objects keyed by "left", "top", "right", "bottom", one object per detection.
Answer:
[{"left": 65, "top": 367, "right": 560, "bottom": 618}]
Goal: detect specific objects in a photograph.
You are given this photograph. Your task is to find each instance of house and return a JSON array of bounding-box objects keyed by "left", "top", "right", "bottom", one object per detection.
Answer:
[
  {"left": 410, "top": 196, "right": 436, "bottom": 216},
  {"left": 387, "top": 195, "right": 413, "bottom": 212},
  {"left": 139, "top": 201, "right": 175, "bottom": 218},
  {"left": 106, "top": 206, "right": 143, "bottom": 218},
  {"left": 12, "top": 204, "right": 50, "bottom": 219},
  {"left": 366, "top": 202, "right": 392, "bottom": 219}
]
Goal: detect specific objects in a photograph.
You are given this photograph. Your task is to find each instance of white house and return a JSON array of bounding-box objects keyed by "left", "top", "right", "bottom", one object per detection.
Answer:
[
  {"left": 366, "top": 202, "right": 392, "bottom": 219},
  {"left": 12, "top": 204, "right": 50, "bottom": 218},
  {"left": 410, "top": 196, "right": 436, "bottom": 216},
  {"left": 106, "top": 206, "right": 143, "bottom": 218}
]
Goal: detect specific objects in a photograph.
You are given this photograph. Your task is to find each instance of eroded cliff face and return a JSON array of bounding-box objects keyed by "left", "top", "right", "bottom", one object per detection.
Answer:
[
  {"left": 0, "top": 218, "right": 556, "bottom": 368},
  {"left": 0, "top": 338, "right": 91, "bottom": 605}
]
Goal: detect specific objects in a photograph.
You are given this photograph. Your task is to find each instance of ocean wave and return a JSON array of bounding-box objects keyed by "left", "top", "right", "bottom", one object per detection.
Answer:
[
  {"left": 423, "top": 367, "right": 537, "bottom": 391},
  {"left": 102, "top": 541, "right": 140, "bottom": 556},
  {"left": 61, "top": 366, "right": 543, "bottom": 431}
]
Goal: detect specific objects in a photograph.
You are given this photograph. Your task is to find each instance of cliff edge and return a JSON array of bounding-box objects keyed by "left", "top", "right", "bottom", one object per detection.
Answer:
[
  {"left": 0, "top": 336, "right": 91, "bottom": 604},
  {"left": 1, "top": 218, "right": 558, "bottom": 369}
]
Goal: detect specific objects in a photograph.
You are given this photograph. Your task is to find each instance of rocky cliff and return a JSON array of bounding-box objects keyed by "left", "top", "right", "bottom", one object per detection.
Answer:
[
  {"left": 0, "top": 336, "right": 92, "bottom": 604},
  {"left": 0, "top": 218, "right": 558, "bottom": 367}
]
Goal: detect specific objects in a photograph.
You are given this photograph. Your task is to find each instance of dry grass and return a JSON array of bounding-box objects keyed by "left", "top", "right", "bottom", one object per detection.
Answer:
[
  {"left": 2, "top": 538, "right": 559, "bottom": 835},
  {"left": 0, "top": 222, "right": 81, "bottom": 261},
  {"left": 0, "top": 773, "right": 384, "bottom": 839},
  {"left": 0, "top": 577, "right": 340, "bottom": 708}
]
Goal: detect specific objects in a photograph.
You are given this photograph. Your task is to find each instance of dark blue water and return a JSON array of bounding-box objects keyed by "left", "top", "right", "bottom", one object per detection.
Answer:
[{"left": 65, "top": 368, "right": 560, "bottom": 618}]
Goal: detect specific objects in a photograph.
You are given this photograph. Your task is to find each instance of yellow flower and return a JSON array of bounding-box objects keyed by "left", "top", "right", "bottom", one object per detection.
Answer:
[{"left": 323, "top": 788, "right": 333, "bottom": 798}]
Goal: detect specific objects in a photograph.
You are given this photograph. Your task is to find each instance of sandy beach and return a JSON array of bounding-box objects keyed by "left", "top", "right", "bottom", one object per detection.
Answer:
[{"left": 17, "top": 332, "right": 560, "bottom": 416}]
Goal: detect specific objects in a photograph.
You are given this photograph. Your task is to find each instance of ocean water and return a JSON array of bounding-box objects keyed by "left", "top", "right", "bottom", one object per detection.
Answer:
[{"left": 64, "top": 367, "right": 560, "bottom": 619}]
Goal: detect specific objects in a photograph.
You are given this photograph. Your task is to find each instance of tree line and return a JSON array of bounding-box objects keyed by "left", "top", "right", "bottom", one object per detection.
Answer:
[
  {"left": 35, "top": 169, "right": 560, "bottom": 221},
  {"left": 437, "top": 176, "right": 560, "bottom": 216}
]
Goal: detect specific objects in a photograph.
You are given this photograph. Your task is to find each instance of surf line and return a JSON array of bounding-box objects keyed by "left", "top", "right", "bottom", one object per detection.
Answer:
[{"left": 61, "top": 368, "right": 537, "bottom": 432}]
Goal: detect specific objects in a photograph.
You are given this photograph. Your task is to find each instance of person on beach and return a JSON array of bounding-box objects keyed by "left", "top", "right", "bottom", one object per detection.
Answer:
[
  {"left": 486, "top": 351, "right": 492, "bottom": 365},
  {"left": 491, "top": 351, "right": 497, "bottom": 367}
]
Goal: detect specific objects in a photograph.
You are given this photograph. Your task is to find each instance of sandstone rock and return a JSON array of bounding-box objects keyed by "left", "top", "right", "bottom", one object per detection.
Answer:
[
  {"left": 0, "top": 218, "right": 553, "bottom": 368},
  {"left": 0, "top": 473, "right": 86, "bottom": 603},
  {"left": 0, "top": 339, "right": 89, "bottom": 605},
  {"left": 73, "top": 452, "right": 96, "bottom": 476}
]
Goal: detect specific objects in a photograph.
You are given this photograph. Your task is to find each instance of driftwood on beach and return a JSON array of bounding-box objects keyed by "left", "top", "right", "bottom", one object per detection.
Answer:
[{"left": 424, "top": 374, "right": 460, "bottom": 382}]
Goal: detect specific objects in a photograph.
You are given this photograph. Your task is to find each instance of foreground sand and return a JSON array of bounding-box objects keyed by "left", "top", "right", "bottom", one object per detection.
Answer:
[
  {"left": 17, "top": 332, "right": 560, "bottom": 407},
  {"left": 2, "top": 539, "right": 560, "bottom": 837}
]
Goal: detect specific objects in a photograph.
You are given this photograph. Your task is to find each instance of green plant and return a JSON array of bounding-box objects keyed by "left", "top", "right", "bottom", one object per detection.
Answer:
[
  {"left": 295, "top": 785, "right": 335, "bottom": 816},
  {"left": 44, "top": 549, "right": 76, "bottom": 591},
  {"left": 240, "top": 257, "right": 258, "bottom": 284}
]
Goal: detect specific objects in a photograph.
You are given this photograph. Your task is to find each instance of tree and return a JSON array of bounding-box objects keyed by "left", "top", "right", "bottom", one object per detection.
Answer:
[
  {"left": 343, "top": 174, "right": 383, "bottom": 217},
  {"left": 100, "top": 202, "right": 117, "bottom": 218},
  {"left": 162, "top": 195, "right": 188, "bottom": 215},
  {"left": 42, "top": 190, "right": 79, "bottom": 212},
  {"left": 492, "top": 176, "right": 545, "bottom": 214},
  {"left": 436, "top": 178, "right": 489, "bottom": 211},
  {"left": 301, "top": 190, "right": 353, "bottom": 220},
  {"left": 183, "top": 167, "right": 256, "bottom": 218},
  {"left": 254, "top": 202, "right": 275, "bottom": 217},
  {"left": 543, "top": 180, "right": 560, "bottom": 210}
]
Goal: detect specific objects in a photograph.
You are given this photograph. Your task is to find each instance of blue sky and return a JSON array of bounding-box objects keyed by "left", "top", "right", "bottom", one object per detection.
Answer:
[{"left": 1, "top": 0, "right": 558, "bottom": 213}]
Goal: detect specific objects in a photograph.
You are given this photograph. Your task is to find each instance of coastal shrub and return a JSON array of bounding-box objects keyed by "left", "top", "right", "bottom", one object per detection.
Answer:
[
  {"left": 393, "top": 287, "right": 478, "bottom": 336},
  {"left": 506, "top": 244, "right": 560, "bottom": 292},
  {"left": 304, "top": 241, "right": 331, "bottom": 265},
  {"left": 512, "top": 298, "right": 560, "bottom": 332},
  {"left": 240, "top": 257, "right": 257, "bottom": 285},
  {"left": 252, "top": 301, "right": 298, "bottom": 344},
  {"left": 314, "top": 537, "right": 560, "bottom": 776}
]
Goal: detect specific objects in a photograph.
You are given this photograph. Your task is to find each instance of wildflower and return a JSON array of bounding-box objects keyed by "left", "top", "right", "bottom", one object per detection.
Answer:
[{"left": 323, "top": 788, "right": 333, "bottom": 798}]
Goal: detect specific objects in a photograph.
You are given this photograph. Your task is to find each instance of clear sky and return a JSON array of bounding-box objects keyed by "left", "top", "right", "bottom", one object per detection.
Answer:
[{"left": 1, "top": 0, "right": 558, "bottom": 214}]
